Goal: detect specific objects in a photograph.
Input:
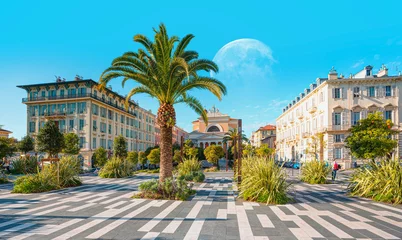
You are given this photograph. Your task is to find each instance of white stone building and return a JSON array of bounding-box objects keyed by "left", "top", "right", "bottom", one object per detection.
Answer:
[
  {"left": 276, "top": 65, "right": 402, "bottom": 168},
  {"left": 18, "top": 78, "right": 156, "bottom": 168}
]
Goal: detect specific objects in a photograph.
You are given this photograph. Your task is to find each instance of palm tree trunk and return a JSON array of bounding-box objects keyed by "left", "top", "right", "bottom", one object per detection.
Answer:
[{"left": 160, "top": 125, "right": 173, "bottom": 182}]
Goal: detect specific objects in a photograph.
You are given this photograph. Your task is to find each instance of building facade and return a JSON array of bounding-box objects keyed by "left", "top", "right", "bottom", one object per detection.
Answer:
[
  {"left": 154, "top": 125, "right": 189, "bottom": 146},
  {"left": 276, "top": 65, "right": 402, "bottom": 168},
  {"left": 250, "top": 124, "right": 276, "bottom": 148},
  {"left": 0, "top": 128, "right": 12, "bottom": 138},
  {"left": 189, "top": 106, "right": 239, "bottom": 149},
  {"left": 18, "top": 78, "right": 156, "bottom": 168}
]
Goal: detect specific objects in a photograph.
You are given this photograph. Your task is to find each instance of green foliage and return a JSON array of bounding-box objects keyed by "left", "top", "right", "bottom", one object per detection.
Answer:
[
  {"left": 12, "top": 156, "right": 82, "bottom": 193},
  {"left": 10, "top": 156, "right": 38, "bottom": 174},
  {"left": 345, "top": 112, "right": 398, "bottom": 161},
  {"left": 138, "top": 151, "right": 147, "bottom": 168},
  {"left": 93, "top": 147, "right": 108, "bottom": 168},
  {"left": 0, "top": 137, "right": 17, "bottom": 159},
  {"left": 127, "top": 151, "right": 139, "bottom": 165},
  {"left": 197, "top": 147, "right": 206, "bottom": 160},
  {"left": 255, "top": 144, "right": 274, "bottom": 158},
  {"left": 63, "top": 133, "right": 80, "bottom": 155},
  {"left": 99, "top": 157, "right": 132, "bottom": 178},
  {"left": 0, "top": 169, "right": 9, "bottom": 184},
  {"left": 113, "top": 135, "right": 128, "bottom": 159},
  {"left": 177, "top": 157, "right": 201, "bottom": 176},
  {"left": 240, "top": 156, "right": 290, "bottom": 204},
  {"left": 147, "top": 148, "right": 160, "bottom": 165},
  {"left": 145, "top": 146, "right": 159, "bottom": 158},
  {"left": 183, "top": 140, "right": 198, "bottom": 159},
  {"left": 204, "top": 145, "right": 224, "bottom": 169},
  {"left": 36, "top": 121, "right": 64, "bottom": 157},
  {"left": 136, "top": 178, "right": 195, "bottom": 200},
  {"left": 18, "top": 135, "right": 34, "bottom": 154},
  {"left": 242, "top": 144, "right": 255, "bottom": 157},
  {"left": 179, "top": 171, "right": 205, "bottom": 183},
  {"left": 348, "top": 160, "right": 402, "bottom": 204},
  {"left": 173, "top": 149, "right": 182, "bottom": 163},
  {"left": 301, "top": 160, "right": 331, "bottom": 184},
  {"left": 186, "top": 147, "right": 198, "bottom": 159}
]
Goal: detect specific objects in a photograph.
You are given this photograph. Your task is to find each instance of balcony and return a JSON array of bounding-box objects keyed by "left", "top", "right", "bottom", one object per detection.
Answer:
[
  {"left": 308, "top": 106, "right": 317, "bottom": 114},
  {"left": 327, "top": 125, "right": 351, "bottom": 131},
  {"left": 23, "top": 93, "right": 137, "bottom": 117},
  {"left": 43, "top": 110, "right": 67, "bottom": 119},
  {"left": 302, "top": 132, "right": 311, "bottom": 138},
  {"left": 297, "top": 113, "right": 304, "bottom": 120}
]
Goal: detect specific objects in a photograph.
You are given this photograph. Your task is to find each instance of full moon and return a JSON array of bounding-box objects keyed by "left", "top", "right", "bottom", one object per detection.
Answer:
[{"left": 211, "top": 38, "right": 275, "bottom": 85}]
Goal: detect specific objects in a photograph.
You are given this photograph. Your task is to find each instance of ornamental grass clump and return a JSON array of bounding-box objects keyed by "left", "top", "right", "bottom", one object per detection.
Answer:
[
  {"left": 348, "top": 160, "right": 402, "bottom": 204},
  {"left": 135, "top": 177, "right": 195, "bottom": 201},
  {"left": 10, "top": 156, "right": 39, "bottom": 174},
  {"left": 12, "top": 156, "right": 81, "bottom": 193},
  {"left": 99, "top": 157, "right": 133, "bottom": 178},
  {"left": 177, "top": 157, "right": 205, "bottom": 183},
  {"left": 239, "top": 156, "right": 290, "bottom": 204},
  {"left": 301, "top": 160, "right": 331, "bottom": 184}
]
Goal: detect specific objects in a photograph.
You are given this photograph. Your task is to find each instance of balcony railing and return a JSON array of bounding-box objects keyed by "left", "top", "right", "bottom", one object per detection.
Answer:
[
  {"left": 23, "top": 93, "right": 137, "bottom": 117},
  {"left": 308, "top": 106, "right": 317, "bottom": 114},
  {"left": 327, "top": 125, "right": 351, "bottom": 131}
]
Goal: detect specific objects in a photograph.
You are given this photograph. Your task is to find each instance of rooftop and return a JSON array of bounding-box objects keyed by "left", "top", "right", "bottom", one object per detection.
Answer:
[
  {"left": 257, "top": 124, "right": 276, "bottom": 131},
  {"left": 0, "top": 128, "right": 12, "bottom": 133}
]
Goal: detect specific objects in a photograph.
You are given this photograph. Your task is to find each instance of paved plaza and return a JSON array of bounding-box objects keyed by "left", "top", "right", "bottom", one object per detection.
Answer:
[{"left": 0, "top": 172, "right": 401, "bottom": 240}]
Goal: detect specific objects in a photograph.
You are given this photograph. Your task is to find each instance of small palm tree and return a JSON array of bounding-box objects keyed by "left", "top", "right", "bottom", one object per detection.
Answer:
[
  {"left": 223, "top": 129, "right": 248, "bottom": 158},
  {"left": 99, "top": 24, "right": 226, "bottom": 182}
]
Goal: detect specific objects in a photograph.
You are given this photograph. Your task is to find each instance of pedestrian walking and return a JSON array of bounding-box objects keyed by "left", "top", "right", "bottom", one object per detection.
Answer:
[{"left": 332, "top": 160, "right": 339, "bottom": 181}]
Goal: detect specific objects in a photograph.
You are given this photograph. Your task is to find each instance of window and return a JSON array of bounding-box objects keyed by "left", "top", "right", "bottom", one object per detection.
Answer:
[
  {"left": 121, "top": 115, "right": 124, "bottom": 124},
  {"left": 41, "top": 91, "right": 46, "bottom": 97},
  {"left": 366, "top": 69, "right": 371, "bottom": 76},
  {"left": 126, "top": 117, "right": 129, "bottom": 125},
  {"left": 60, "top": 89, "right": 65, "bottom": 97},
  {"left": 100, "top": 107, "right": 106, "bottom": 118},
  {"left": 59, "top": 120, "right": 66, "bottom": 132},
  {"left": 108, "top": 140, "right": 113, "bottom": 150},
  {"left": 121, "top": 128, "right": 123, "bottom": 135},
  {"left": 108, "top": 124, "right": 112, "bottom": 134},
  {"left": 334, "top": 113, "right": 341, "bottom": 125},
  {"left": 93, "top": 120, "right": 97, "bottom": 131},
  {"left": 78, "top": 102, "right": 86, "bottom": 114},
  {"left": 29, "top": 122, "right": 36, "bottom": 133},
  {"left": 100, "top": 139, "right": 106, "bottom": 148},
  {"left": 334, "top": 88, "right": 341, "bottom": 99},
  {"left": 353, "top": 87, "right": 360, "bottom": 98},
  {"left": 334, "top": 134, "right": 342, "bottom": 143},
  {"left": 69, "top": 119, "right": 74, "bottom": 131},
  {"left": 100, "top": 123, "right": 106, "bottom": 133},
  {"left": 368, "top": 86, "right": 375, "bottom": 97},
  {"left": 108, "top": 110, "right": 113, "bottom": 120},
  {"left": 49, "top": 90, "right": 57, "bottom": 98},
  {"left": 68, "top": 89, "right": 77, "bottom": 97},
  {"left": 79, "top": 119, "right": 85, "bottom": 131},
  {"left": 385, "top": 110, "right": 392, "bottom": 120},
  {"left": 78, "top": 88, "right": 87, "bottom": 96},
  {"left": 334, "top": 148, "right": 342, "bottom": 159},
  {"left": 58, "top": 104, "right": 66, "bottom": 113},
  {"left": 93, "top": 138, "right": 97, "bottom": 149},
  {"left": 126, "top": 129, "right": 129, "bottom": 137},
  {"left": 79, "top": 137, "right": 86, "bottom": 148},
  {"left": 67, "top": 103, "right": 76, "bottom": 114},
  {"left": 385, "top": 86, "right": 391, "bottom": 97},
  {"left": 92, "top": 104, "right": 99, "bottom": 115},
  {"left": 352, "top": 112, "right": 360, "bottom": 125}
]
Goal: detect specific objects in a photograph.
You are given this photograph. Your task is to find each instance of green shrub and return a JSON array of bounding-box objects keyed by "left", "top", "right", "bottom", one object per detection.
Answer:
[
  {"left": 348, "top": 160, "right": 402, "bottom": 204},
  {"left": 301, "top": 160, "right": 331, "bottom": 184},
  {"left": 177, "top": 157, "right": 201, "bottom": 176},
  {"left": 12, "top": 156, "right": 81, "bottom": 193},
  {"left": 239, "top": 156, "right": 290, "bottom": 204},
  {"left": 10, "top": 156, "right": 38, "bottom": 174},
  {"left": 192, "top": 171, "right": 205, "bottom": 182},
  {"left": 99, "top": 157, "right": 133, "bottom": 178},
  {"left": 135, "top": 178, "right": 195, "bottom": 200},
  {"left": 0, "top": 170, "right": 9, "bottom": 184}
]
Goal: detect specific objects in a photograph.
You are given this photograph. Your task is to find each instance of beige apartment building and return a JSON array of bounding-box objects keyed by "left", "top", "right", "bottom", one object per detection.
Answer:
[
  {"left": 18, "top": 78, "right": 156, "bottom": 168},
  {"left": 250, "top": 124, "right": 276, "bottom": 148},
  {"left": 276, "top": 65, "right": 402, "bottom": 168}
]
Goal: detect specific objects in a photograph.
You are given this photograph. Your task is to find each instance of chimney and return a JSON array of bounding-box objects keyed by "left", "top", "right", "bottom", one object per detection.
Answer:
[
  {"left": 328, "top": 66, "right": 338, "bottom": 80},
  {"left": 304, "top": 88, "right": 310, "bottom": 95},
  {"left": 377, "top": 64, "right": 388, "bottom": 77}
]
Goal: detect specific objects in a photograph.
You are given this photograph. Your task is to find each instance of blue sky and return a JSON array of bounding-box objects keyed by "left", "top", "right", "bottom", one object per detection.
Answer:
[{"left": 1, "top": 0, "right": 402, "bottom": 139}]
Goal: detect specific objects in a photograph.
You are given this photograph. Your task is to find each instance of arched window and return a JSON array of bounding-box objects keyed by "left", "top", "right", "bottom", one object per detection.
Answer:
[{"left": 207, "top": 126, "right": 220, "bottom": 132}]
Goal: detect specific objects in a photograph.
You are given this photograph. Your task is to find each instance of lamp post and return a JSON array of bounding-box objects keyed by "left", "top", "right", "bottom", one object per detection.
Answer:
[{"left": 237, "top": 119, "right": 242, "bottom": 183}]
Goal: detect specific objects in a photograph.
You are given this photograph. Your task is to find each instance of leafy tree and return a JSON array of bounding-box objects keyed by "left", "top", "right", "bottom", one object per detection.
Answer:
[
  {"left": 197, "top": 147, "right": 206, "bottom": 160},
  {"left": 306, "top": 133, "right": 325, "bottom": 161},
  {"left": 242, "top": 144, "right": 255, "bottom": 157},
  {"left": 63, "top": 133, "right": 80, "bottom": 155},
  {"left": 18, "top": 135, "right": 34, "bottom": 154},
  {"left": 99, "top": 23, "right": 226, "bottom": 182},
  {"left": 93, "top": 147, "right": 108, "bottom": 168},
  {"left": 148, "top": 148, "right": 160, "bottom": 165},
  {"left": 113, "top": 135, "right": 127, "bottom": 159},
  {"left": 172, "top": 142, "right": 181, "bottom": 152},
  {"left": 127, "top": 151, "right": 139, "bottom": 165},
  {"left": 0, "top": 137, "right": 16, "bottom": 159},
  {"left": 204, "top": 145, "right": 224, "bottom": 170},
  {"left": 173, "top": 149, "right": 181, "bottom": 162},
  {"left": 36, "top": 121, "right": 64, "bottom": 157},
  {"left": 223, "top": 129, "right": 248, "bottom": 159},
  {"left": 186, "top": 147, "right": 198, "bottom": 159},
  {"left": 345, "top": 112, "right": 397, "bottom": 162},
  {"left": 138, "top": 151, "right": 147, "bottom": 169},
  {"left": 145, "top": 145, "right": 159, "bottom": 158},
  {"left": 256, "top": 144, "right": 274, "bottom": 159}
]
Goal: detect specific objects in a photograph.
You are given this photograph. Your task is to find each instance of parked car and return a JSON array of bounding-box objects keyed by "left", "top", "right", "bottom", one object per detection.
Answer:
[
  {"left": 200, "top": 160, "right": 213, "bottom": 168},
  {"left": 292, "top": 162, "right": 300, "bottom": 169}
]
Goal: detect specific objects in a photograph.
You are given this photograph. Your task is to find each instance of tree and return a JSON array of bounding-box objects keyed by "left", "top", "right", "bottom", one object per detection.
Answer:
[
  {"left": 113, "top": 135, "right": 127, "bottom": 159},
  {"left": 243, "top": 144, "right": 255, "bottom": 157},
  {"left": 173, "top": 149, "right": 181, "bottom": 162},
  {"left": 256, "top": 144, "right": 274, "bottom": 159},
  {"left": 0, "top": 137, "right": 16, "bottom": 159},
  {"left": 148, "top": 148, "right": 160, "bottom": 165},
  {"left": 99, "top": 24, "right": 226, "bottom": 182},
  {"left": 138, "top": 151, "right": 147, "bottom": 169},
  {"left": 127, "top": 151, "right": 139, "bottom": 166},
  {"left": 306, "top": 132, "right": 325, "bottom": 161},
  {"left": 63, "top": 133, "right": 80, "bottom": 155},
  {"left": 204, "top": 145, "right": 224, "bottom": 170},
  {"left": 223, "top": 129, "right": 248, "bottom": 159},
  {"left": 345, "top": 112, "right": 397, "bottom": 162},
  {"left": 36, "top": 121, "right": 64, "bottom": 157},
  {"left": 197, "top": 147, "right": 206, "bottom": 160},
  {"left": 93, "top": 147, "right": 108, "bottom": 168},
  {"left": 186, "top": 147, "right": 198, "bottom": 159},
  {"left": 18, "top": 135, "right": 34, "bottom": 154}
]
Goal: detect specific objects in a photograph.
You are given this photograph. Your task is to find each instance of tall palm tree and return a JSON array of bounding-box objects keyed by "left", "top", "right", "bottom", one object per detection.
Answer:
[
  {"left": 99, "top": 24, "right": 226, "bottom": 182},
  {"left": 223, "top": 129, "right": 248, "bottom": 158}
]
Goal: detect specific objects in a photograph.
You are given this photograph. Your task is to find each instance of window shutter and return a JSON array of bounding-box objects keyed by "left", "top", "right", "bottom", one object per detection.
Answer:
[
  {"left": 351, "top": 111, "right": 355, "bottom": 125},
  {"left": 332, "top": 112, "right": 335, "bottom": 125},
  {"left": 362, "top": 109, "right": 368, "bottom": 119},
  {"left": 342, "top": 87, "right": 346, "bottom": 99},
  {"left": 375, "top": 86, "right": 379, "bottom": 97},
  {"left": 340, "top": 134, "right": 345, "bottom": 142},
  {"left": 342, "top": 110, "right": 348, "bottom": 127},
  {"left": 392, "top": 85, "right": 396, "bottom": 96}
]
